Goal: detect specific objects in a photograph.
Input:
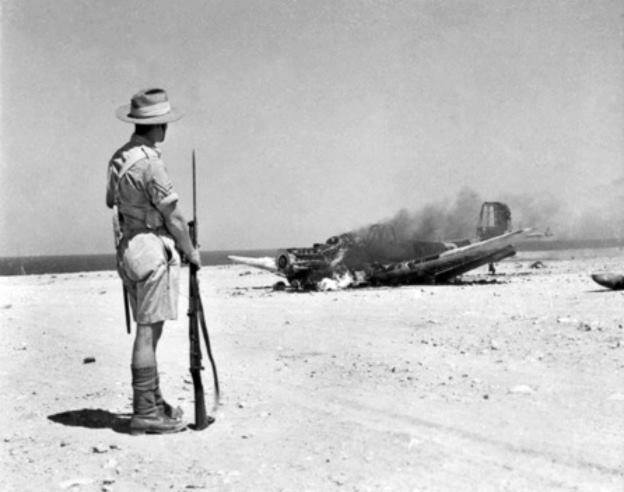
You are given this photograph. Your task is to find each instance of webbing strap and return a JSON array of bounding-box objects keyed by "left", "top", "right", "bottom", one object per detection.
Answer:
[{"left": 113, "top": 146, "right": 156, "bottom": 204}]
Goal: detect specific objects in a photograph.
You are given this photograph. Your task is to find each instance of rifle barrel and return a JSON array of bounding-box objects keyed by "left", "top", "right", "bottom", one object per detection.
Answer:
[{"left": 187, "top": 148, "right": 218, "bottom": 430}]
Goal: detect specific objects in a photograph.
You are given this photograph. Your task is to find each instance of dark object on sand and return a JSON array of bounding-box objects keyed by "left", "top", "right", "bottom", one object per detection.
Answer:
[
  {"left": 591, "top": 273, "right": 624, "bottom": 290},
  {"left": 530, "top": 261, "right": 546, "bottom": 269},
  {"left": 273, "top": 281, "right": 287, "bottom": 291},
  {"left": 83, "top": 357, "right": 96, "bottom": 364}
]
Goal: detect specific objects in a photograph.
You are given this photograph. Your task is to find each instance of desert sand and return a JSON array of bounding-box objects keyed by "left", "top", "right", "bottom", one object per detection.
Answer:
[{"left": 1, "top": 248, "right": 623, "bottom": 491}]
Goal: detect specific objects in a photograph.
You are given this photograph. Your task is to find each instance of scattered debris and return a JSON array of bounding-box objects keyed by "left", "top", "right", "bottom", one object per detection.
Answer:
[
  {"left": 577, "top": 322, "right": 592, "bottom": 332},
  {"left": 59, "top": 478, "right": 94, "bottom": 489},
  {"left": 83, "top": 357, "right": 96, "bottom": 364},
  {"left": 509, "top": 385, "right": 534, "bottom": 394},
  {"left": 92, "top": 443, "right": 108, "bottom": 453},
  {"left": 591, "top": 273, "right": 624, "bottom": 290}
]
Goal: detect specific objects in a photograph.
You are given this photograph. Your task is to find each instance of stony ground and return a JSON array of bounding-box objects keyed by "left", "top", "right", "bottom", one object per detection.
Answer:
[{"left": 1, "top": 248, "right": 623, "bottom": 491}]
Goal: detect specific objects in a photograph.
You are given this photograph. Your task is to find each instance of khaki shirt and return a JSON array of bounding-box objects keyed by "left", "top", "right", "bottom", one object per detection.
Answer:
[{"left": 106, "top": 134, "right": 179, "bottom": 233}]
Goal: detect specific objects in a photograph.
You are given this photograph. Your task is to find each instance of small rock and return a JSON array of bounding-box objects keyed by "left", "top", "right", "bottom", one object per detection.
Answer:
[
  {"left": 2, "top": 304, "right": 12, "bottom": 309},
  {"left": 577, "top": 322, "right": 592, "bottom": 332},
  {"left": 83, "top": 357, "right": 96, "bottom": 364},
  {"left": 483, "top": 394, "right": 489, "bottom": 400},
  {"left": 489, "top": 339, "right": 501, "bottom": 350},
  {"left": 92, "top": 443, "right": 108, "bottom": 453},
  {"left": 509, "top": 385, "right": 534, "bottom": 394},
  {"left": 557, "top": 317, "right": 578, "bottom": 324}
]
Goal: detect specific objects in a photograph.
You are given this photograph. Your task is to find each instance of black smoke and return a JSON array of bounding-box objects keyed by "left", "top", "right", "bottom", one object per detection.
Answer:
[{"left": 358, "top": 181, "right": 624, "bottom": 243}]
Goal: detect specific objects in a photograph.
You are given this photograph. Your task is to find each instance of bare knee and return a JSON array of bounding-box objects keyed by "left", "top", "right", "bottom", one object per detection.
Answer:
[
  {"left": 135, "top": 323, "right": 155, "bottom": 346},
  {"left": 133, "top": 322, "right": 163, "bottom": 368}
]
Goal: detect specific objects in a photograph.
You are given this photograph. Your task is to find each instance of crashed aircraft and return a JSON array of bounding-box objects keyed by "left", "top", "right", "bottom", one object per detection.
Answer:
[{"left": 230, "top": 202, "right": 529, "bottom": 290}]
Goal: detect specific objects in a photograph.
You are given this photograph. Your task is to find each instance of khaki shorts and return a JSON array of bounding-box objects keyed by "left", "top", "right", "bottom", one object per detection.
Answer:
[{"left": 117, "top": 232, "right": 180, "bottom": 324}]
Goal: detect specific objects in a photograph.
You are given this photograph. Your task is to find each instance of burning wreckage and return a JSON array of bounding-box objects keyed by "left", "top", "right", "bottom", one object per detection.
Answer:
[{"left": 230, "top": 202, "right": 529, "bottom": 291}]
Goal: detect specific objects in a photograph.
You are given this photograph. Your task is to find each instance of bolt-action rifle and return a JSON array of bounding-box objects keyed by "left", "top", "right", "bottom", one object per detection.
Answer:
[{"left": 187, "top": 149, "right": 220, "bottom": 430}]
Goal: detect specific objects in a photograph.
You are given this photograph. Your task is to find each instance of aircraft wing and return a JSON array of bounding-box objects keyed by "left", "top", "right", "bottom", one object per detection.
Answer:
[{"left": 369, "top": 229, "right": 529, "bottom": 283}]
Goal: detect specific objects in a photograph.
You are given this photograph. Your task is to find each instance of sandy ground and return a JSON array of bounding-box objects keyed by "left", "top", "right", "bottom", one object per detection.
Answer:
[{"left": 1, "top": 248, "right": 623, "bottom": 491}]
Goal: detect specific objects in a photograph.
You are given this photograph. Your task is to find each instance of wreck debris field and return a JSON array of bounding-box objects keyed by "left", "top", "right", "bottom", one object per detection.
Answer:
[{"left": 1, "top": 247, "right": 623, "bottom": 490}]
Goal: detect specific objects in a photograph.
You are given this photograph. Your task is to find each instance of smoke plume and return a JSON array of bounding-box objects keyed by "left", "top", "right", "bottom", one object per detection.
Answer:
[{"left": 360, "top": 181, "right": 624, "bottom": 243}]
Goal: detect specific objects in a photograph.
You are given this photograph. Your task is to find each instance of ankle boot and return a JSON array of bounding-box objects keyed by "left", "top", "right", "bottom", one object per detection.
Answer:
[
  {"left": 130, "top": 366, "right": 185, "bottom": 435},
  {"left": 154, "top": 373, "right": 183, "bottom": 420}
]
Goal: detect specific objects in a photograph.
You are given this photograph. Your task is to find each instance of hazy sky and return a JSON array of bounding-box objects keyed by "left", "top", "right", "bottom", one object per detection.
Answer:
[{"left": 1, "top": 0, "right": 622, "bottom": 255}]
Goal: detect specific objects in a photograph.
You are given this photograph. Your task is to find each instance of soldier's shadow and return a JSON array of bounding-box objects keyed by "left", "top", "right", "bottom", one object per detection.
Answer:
[{"left": 48, "top": 408, "right": 132, "bottom": 434}]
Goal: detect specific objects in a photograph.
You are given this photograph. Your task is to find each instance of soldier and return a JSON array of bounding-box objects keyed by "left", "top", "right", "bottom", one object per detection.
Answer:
[{"left": 107, "top": 88, "right": 201, "bottom": 434}]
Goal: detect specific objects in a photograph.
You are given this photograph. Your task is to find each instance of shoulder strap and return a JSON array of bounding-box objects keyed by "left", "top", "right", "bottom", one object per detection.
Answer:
[{"left": 113, "top": 146, "right": 159, "bottom": 204}]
